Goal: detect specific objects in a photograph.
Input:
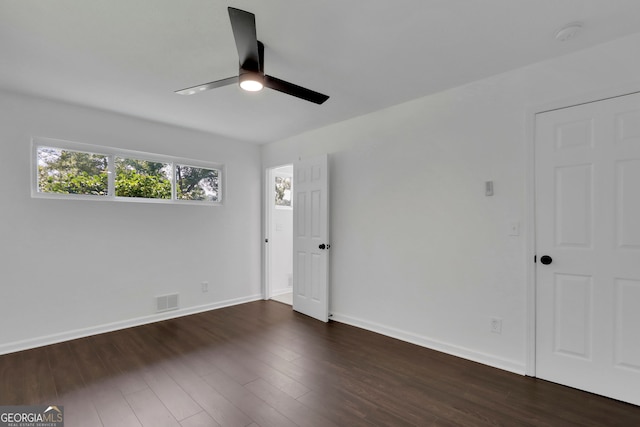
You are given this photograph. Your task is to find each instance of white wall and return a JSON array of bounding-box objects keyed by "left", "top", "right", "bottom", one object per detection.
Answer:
[
  {"left": 0, "top": 91, "right": 262, "bottom": 354},
  {"left": 262, "top": 32, "right": 640, "bottom": 373}
]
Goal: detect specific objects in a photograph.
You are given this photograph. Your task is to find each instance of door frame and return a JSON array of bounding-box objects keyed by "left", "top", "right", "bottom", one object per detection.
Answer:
[
  {"left": 263, "top": 163, "right": 293, "bottom": 301},
  {"left": 525, "top": 82, "right": 640, "bottom": 377}
]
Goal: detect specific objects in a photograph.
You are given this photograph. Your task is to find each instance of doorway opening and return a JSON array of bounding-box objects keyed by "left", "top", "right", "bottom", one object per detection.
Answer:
[{"left": 265, "top": 165, "right": 293, "bottom": 305}]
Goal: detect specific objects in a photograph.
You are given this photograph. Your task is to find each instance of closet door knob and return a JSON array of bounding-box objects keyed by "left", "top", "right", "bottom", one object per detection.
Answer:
[{"left": 540, "top": 255, "right": 553, "bottom": 265}]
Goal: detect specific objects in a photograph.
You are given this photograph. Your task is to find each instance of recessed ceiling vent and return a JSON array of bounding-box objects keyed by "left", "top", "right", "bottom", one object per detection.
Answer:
[
  {"left": 156, "top": 293, "right": 179, "bottom": 312},
  {"left": 555, "top": 22, "right": 583, "bottom": 42}
]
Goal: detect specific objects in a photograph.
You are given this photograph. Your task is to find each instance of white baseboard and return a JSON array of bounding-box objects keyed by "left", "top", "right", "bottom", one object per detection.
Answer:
[
  {"left": 271, "top": 288, "right": 293, "bottom": 297},
  {"left": 330, "top": 312, "right": 526, "bottom": 375},
  {"left": 0, "top": 294, "right": 263, "bottom": 355}
]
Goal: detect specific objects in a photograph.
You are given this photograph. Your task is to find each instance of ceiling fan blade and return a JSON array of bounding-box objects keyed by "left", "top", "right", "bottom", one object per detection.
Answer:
[
  {"left": 264, "top": 75, "right": 329, "bottom": 105},
  {"left": 228, "top": 7, "right": 260, "bottom": 71},
  {"left": 175, "top": 76, "right": 239, "bottom": 95}
]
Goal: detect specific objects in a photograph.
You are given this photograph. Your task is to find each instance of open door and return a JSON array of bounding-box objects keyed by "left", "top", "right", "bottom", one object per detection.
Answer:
[{"left": 292, "top": 154, "right": 329, "bottom": 322}]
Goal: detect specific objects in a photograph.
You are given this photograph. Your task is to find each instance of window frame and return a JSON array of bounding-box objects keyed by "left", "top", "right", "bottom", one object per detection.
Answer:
[{"left": 31, "top": 137, "right": 224, "bottom": 206}]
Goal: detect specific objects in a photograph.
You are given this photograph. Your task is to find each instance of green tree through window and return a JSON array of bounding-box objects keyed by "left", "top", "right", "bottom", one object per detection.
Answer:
[
  {"left": 176, "top": 165, "right": 219, "bottom": 202},
  {"left": 115, "top": 157, "right": 171, "bottom": 199},
  {"left": 35, "top": 142, "right": 222, "bottom": 204},
  {"left": 37, "top": 147, "right": 109, "bottom": 196}
]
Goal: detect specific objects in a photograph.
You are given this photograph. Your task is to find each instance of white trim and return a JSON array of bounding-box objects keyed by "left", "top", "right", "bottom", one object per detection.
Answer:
[
  {"left": 331, "top": 312, "right": 526, "bottom": 375},
  {"left": 524, "top": 81, "right": 640, "bottom": 376},
  {"left": 524, "top": 105, "right": 538, "bottom": 377},
  {"left": 263, "top": 167, "right": 272, "bottom": 300},
  {"left": 532, "top": 81, "right": 640, "bottom": 116},
  {"left": 270, "top": 288, "right": 293, "bottom": 297},
  {"left": 0, "top": 294, "right": 262, "bottom": 356}
]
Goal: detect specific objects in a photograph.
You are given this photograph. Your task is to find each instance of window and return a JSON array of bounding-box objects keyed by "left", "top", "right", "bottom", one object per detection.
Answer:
[
  {"left": 274, "top": 175, "right": 292, "bottom": 208},
  {"left": 176, "top": 164, "right": 220, "bottom": 202},
  {"left": 115, "top": 157, "right": 172, "bottom": 199},
  {"left": 37, "top": 146, "right": 109, "bottom": 196},
  {"left": 33, "top": 138, "right": 223, "bottom": 205}
]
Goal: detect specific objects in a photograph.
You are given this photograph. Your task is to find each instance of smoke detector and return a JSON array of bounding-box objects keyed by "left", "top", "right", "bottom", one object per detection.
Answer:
[{"left": 555, "top": 22, "right": 583, "bottom": 42}]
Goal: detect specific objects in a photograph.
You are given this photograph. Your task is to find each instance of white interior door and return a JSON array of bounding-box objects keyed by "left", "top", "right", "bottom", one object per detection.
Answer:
[
  {"left": 535, "top": 92, "right": 640, "bottom": 406},
  {"left": 292, "top": 154, "right": 329, "bottom": 322}
]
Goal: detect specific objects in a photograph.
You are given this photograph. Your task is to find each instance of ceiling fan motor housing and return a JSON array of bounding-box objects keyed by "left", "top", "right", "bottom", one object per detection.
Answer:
[
  {"left": 239, "top": 40, "right": 264, "bottom": 91},
  {"left": 239, "top": 68, "right": 264, "bottom": 91}
]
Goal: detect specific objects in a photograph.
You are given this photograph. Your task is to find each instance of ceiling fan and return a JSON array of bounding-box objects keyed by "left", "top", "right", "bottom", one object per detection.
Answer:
[{"left": 175, "top": 7, "right": 329, "bottom": 105}]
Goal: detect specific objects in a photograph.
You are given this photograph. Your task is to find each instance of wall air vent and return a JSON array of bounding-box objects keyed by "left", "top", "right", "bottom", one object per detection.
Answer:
[{"left": 156, "top": 293, "right": 179, "bottom": 312}]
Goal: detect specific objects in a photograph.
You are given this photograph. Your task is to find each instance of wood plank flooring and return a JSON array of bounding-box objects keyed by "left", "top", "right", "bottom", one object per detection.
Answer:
[{"left": 1, "top": 300, "right": 639, "bottom": 426}]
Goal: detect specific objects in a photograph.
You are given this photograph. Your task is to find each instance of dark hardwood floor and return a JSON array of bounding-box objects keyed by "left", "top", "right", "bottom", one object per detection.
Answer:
[{"left": 1, "top": 301, "right": 639, "bottom": 426}]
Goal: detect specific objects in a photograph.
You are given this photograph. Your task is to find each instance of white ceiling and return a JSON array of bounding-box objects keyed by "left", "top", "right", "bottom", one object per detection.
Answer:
[{"left": 2, "top": 1, "right": 640, "bottom": 144}]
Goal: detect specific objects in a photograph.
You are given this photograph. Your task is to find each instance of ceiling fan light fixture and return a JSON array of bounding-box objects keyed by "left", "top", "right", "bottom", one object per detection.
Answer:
[
  {"left": 175, "top": 8, "right": 329, "bottom": 104},
  {"left": 239, "top": 71, "right": 264, "bottom": 92}
]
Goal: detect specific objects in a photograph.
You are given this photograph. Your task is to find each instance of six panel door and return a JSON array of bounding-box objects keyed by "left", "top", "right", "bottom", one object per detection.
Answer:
[
  {"left": 535, "top": 92, "right": 640, "bottom": 405},
  {"left": 292, "top": 154, "right": 329, "bottom": 322}
]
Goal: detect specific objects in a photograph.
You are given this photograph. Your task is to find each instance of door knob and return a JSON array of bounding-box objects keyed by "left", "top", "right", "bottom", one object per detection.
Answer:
[
  {"left": 540, "top": 255, "right": 553, "bottom": 265},
  {"left": 319, "top": 244, "right": 326, "bottom": 250}
]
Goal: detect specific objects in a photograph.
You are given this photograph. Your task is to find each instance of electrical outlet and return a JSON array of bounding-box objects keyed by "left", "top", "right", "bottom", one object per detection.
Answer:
[
  {"left": 490, "top": 318, "right": 502, "bottom": 334},
  {"left": 201, "top": 281, "right": 209, "bottom": 293}
]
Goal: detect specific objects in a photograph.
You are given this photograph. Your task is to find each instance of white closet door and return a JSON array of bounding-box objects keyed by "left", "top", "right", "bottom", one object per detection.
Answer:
[{"left": 535, "top": 92, "right": 640, "bottom": 405}]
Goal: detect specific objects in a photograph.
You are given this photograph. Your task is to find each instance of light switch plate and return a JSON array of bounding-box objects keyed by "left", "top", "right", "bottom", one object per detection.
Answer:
[
  {"left": 485, "top": 181, "right": 494, "bottom": 196},
  {"left": 509, "top": 221, "right": 520, "bottom": 236}
]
